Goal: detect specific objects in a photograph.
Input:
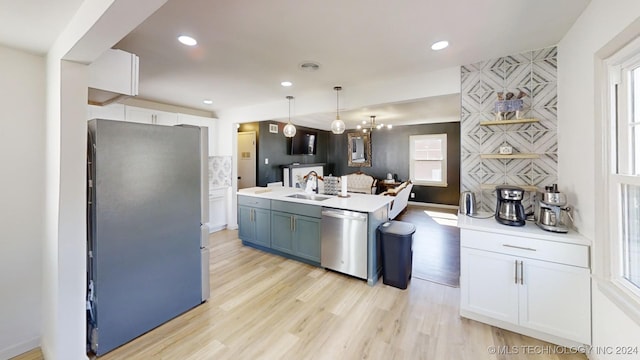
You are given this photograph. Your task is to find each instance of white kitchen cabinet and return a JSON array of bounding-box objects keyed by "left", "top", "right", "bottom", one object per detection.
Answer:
[
  {"left": 461, "top": 248, "right": 519, "bottom": 323},
  {"left": 459, "top": 223, "right": 591, "bottom": 347},
  {"left": 125, "top": 106, "right": 177, "bottom": 125},
  {"left": 177, "top": 113, "right": 212, "bottom": 127},
  {"left": 518, "top": 256, "right": 590, "bottom": 343},
  {"left": 88, "top": 49, "right": 138, "bottom": 96},
  {"left": 177, "top": 114, "right": 217, "bottom": 157},
  {"left": 207, "top": 187, "right": 228, "bottom": 232},
  {"left": 87, "top": 103, "right": 126, "bottom": 121}
]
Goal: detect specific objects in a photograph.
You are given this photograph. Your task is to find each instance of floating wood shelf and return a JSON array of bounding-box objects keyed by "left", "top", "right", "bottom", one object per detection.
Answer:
[
  {"left": 480, "top": 153, "right": 540, "bottom": 159},
  {"left": 479, "top": 118, "right": 539, "bottom": 126},
  {"left": 480, "top": 184, "right": 538, "bottom": 192}
]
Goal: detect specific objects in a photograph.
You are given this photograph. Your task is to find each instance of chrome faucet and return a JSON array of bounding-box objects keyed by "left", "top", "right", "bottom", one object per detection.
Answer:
[{"left": 303, "top": 171, "right": 322, "bottom": 194}]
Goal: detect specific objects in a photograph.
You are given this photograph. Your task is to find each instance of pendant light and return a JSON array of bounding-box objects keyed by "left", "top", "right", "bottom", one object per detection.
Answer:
[
  {"left": 330, "top": 86, "right": 346, "bottom": 134},
  {"left": 283, "top": 95, "right": 297, "bottom": 138}
]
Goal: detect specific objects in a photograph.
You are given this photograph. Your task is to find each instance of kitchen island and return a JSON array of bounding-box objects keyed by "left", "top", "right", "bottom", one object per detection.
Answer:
[{"left": 237, "top": 187, "right": 393, "bottom": 285}]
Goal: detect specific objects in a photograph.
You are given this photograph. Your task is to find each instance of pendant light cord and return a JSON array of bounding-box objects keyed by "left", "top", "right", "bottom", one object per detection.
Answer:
[
  {"left": 336, "top": 89, "right": 339, "bottom": 119},
  {"left": 286, "top": 95, "right": 293, "bottom": 124}
]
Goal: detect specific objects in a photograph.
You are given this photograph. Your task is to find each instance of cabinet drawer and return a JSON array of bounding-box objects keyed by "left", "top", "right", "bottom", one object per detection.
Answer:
[
  {"left": 461, "top": 229, "right": 589, "bottom": 268},
  {"left": 271, "top": 200, "right": 321, "bottom": 218},
  {"left": 238, "top": 195, "right": 271, "bottom": 209}
]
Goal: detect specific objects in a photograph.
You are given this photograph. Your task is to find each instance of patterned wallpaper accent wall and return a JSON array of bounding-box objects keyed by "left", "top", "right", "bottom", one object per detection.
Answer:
[
  {"left": 209, "top": 156, "right": 232, "bottom": 191},
  {"left": 460, "top": 46, "right": 558, "bottom": 212}
]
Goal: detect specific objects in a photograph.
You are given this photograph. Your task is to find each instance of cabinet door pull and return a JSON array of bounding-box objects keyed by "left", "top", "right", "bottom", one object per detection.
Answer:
[
  {"left": 292, "top": 216, "right": 296, "bottom": 232},
  {"left": 519, "top": 260, "right": 524, "bottom": 285},
  {"left": 290, "top": 216, "right": 293, "bottom": 231},
  {"left": 514, "top": 260, "right": 518, "bottom": 284},
  {"left": 503, "top": 244, "right": 537, "bottom": 252},
  {"left": 250, "top": 208, "right": 254, "bottom": 222}
]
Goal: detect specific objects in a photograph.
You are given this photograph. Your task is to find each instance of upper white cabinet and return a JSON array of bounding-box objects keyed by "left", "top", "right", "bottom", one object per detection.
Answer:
[
  {"left": 87, "top": 104, "right": 218, "bottom": 156},
  {"left": 125, "top": 106, "right": 177, "bottom": 126},
  {"left": 87, "top": 103, "right": 126, "bottom": 121},
  {"left": 88, "top": 49, "right": 139, "bottom": 97},
  {"left": 177, "top": 114, "right": 217, "bottom": 157},
  {"left": 177, "top": 113, "right": 212, "bottom": 127}
]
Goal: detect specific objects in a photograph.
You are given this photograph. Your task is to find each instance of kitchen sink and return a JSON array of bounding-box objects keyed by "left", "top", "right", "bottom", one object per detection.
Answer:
[{"left": 286, "top": 193, "right": 330, "bottom": 201}]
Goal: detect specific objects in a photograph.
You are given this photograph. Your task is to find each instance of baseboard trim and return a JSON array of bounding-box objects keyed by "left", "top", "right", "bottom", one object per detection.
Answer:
[
  {"left": 408, "top": 201, "right": 458, "bottom": 210},
  {"left": 460, "top": 310, "right": 589, "bottom": 349},
  {"left": 0, "top": 337, "right": 40, "bottom": 360},
  {"left": 207, "top": 224, "right": 227, "bottom": 233}
]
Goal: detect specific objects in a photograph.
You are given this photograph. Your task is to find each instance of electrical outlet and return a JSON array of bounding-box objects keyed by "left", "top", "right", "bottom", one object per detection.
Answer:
[
  {"left": 264, "top": 158, "right": 269, "bottom": 164},
  {"left": 410, "top": 192, "right": 415, "bottom": 198}
]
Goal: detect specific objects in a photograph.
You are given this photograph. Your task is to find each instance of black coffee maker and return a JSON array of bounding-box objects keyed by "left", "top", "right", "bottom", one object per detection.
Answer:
[{"left": 495, "top": 185, "right": 526, "bottom": 226}]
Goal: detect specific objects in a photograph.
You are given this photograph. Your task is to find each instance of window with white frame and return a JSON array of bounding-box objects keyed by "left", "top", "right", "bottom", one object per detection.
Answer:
[
  {"left": 409, "top": 134, "right": 447, "bottom": 187},
  {"left": 604, "top": 38, "right": 640, "bottom": 306}
]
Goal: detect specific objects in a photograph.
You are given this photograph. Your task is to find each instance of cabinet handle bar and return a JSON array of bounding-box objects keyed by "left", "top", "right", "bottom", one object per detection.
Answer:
[{"left": 503, "top": 244, "right": 537, "bottom": 251}]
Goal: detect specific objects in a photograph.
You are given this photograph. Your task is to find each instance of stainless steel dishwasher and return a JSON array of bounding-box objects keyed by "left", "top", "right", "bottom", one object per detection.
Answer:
[{"left": 321, "top": 208, "right": 368, "bottom": 279}]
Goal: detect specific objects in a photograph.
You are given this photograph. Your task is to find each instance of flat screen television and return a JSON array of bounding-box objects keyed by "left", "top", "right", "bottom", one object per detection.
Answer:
[{"left": 287, "top": 130, "right": 317, "bottom": 155}]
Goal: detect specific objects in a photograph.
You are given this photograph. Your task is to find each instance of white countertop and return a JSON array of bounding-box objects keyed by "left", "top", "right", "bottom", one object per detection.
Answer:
[
  {"left": 457, "top": 212, "right": 591, "bottom": 246},
  {"left": 238, "top": 187, "right": 393, "bottom": 213}
]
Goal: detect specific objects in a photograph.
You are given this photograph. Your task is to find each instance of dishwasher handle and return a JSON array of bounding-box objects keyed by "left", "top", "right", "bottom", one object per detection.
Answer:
[{"left": 321, "top": 210, "right": 367, "bottom": 221}]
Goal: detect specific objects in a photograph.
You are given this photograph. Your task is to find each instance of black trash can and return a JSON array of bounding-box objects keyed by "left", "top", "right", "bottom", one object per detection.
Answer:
[{"left": 377, "top": 220, "right": 416, "bottom": 289}]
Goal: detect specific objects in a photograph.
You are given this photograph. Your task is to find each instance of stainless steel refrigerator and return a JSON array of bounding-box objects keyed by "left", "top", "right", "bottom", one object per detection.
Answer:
[{"left": 87, "top": 119, "right": 209, "bottom": 355}]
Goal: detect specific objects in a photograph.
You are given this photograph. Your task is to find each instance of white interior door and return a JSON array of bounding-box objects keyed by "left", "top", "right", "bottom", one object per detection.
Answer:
[{"left": 237, "top": 131, "right": 256, "bottom": 189}]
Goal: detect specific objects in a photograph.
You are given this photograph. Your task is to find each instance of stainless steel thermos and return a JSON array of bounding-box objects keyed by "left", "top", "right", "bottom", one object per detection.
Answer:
[{"left": 459, "top": 191, "right": 477, "bottom": 215}]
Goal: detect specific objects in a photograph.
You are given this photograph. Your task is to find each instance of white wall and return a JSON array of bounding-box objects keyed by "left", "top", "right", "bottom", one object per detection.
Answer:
[
  {"left": 558, "top": 1, "right": 640, "bottom": 359},
  {"left": 41, "top": 1, "right": 168, "bottom": 359},
  {"left": 0, "top": 45, "right": 45, "bottom": 360}
]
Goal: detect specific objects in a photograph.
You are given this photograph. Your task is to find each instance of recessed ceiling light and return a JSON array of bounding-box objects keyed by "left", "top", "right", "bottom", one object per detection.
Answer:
[
  {"left": 281, "top": 81, "right": 293, "bottom": 87},
  {"left": 178, "top": 35, "right": 197, "bottom": 46},
  {"left": 431, "top": 40, "right": 449, "bottom": 51},
  {"left": 203, "top": 99, "right": 213, "bottom": 105}
]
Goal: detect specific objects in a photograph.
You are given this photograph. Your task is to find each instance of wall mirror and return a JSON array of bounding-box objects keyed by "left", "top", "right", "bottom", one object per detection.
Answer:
[{"left": 347, "top": 132, "right": 371, "bottom": 167}]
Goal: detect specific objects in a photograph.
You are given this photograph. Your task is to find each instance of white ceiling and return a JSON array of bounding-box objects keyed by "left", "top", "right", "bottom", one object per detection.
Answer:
[
  {"left": 2, "top": 0, "right": 590, "bottom": 130},
  {"left": 0, "top": 0, "right": 84, "bottom": 54}
]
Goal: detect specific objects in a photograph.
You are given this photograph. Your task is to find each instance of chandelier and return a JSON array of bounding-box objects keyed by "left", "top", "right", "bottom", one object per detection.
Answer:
[
  {"left": 330, "top": 86, "right": 346, "bottom": 134},
  {"left": 356, "top": 115, "right": 392, "bottom": 133}
]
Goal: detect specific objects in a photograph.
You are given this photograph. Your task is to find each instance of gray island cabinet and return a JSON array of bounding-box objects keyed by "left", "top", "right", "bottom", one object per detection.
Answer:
[
  {"left": 237, "top": 188, "right": 393, "bottom": 285},
  {"left": 271, "top": 200, "right": 321, "bottom": 263},
  {"left": 237, "top": 195, "right": 271, "bottom": 247}
]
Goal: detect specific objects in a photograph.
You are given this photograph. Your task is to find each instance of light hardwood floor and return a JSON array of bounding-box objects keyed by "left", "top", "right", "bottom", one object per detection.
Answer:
[{"left": 13, "top": 229, "right": 586, "bottom": 360}]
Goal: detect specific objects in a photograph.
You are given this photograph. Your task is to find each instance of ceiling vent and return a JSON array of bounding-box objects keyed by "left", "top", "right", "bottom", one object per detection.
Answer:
[{"left": 299, "top": 62, "right": 320, "bottom": 72}]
